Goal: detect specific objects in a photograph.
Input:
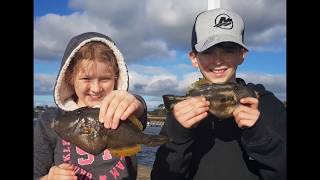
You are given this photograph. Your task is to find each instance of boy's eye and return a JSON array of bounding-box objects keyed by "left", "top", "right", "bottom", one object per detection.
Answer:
[{"left": 222, "top": 48, "right": 237, "bottom": 53}]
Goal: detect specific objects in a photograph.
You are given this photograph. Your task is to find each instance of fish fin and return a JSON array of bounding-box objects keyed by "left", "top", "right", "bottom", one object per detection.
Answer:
[
  {"left": 145, "top": 135, "right": 169, "bottom": 146},
  {"left": 109, "top": 145, "right": 141, "bottom": 157},
  {"left": 128, "top": 115, "right": 143, "bottom": 131},
  {"left": 187, "top": 78, "right": 210, "bottom": 92}
]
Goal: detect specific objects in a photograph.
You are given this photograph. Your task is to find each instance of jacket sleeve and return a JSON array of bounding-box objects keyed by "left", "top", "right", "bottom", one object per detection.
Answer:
[
  {"left": 34, "top": 109, "right": 59, "bottom": 180},
  {"left": 133, "top": 94, "right": 148, "bottom": 130},
  {"left": 240, "top": 89, "right": 286, "bottom": 180},
  {"left": 151, "top": 113, "right": 194, "bottom": 180}
]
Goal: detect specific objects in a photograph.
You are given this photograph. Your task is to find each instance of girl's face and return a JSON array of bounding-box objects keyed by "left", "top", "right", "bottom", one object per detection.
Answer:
[
  {"left": 189, "top": 45, "right": 246, "bottom": 83},
  {"left": 72, "top": 60, "right": 116, "bottom": 107}
]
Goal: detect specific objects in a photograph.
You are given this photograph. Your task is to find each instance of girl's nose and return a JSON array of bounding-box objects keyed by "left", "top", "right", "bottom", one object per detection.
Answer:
[{"left": 90, "top": 80, "right": 102, "bottom": 92}]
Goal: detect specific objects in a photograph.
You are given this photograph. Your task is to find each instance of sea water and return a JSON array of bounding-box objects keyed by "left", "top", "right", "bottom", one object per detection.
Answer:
[{"left": 137, "top": 125, "right": 162, "bottom": 167}]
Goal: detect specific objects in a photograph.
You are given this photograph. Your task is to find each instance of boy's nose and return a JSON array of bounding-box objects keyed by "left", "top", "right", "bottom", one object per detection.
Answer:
[{"left": 211, "top": 51, "right": 224, "bottom": 65}]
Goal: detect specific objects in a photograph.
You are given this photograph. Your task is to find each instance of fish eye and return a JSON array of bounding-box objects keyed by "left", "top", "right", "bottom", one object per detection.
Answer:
[{"left": 77, "top": 110, "right": 82, "bottom": 115}]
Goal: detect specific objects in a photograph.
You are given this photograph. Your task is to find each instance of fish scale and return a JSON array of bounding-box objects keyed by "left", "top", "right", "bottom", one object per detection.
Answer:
[
  {"left": 163, "top": 78, "right": 258, "bottom": 120},
  {"left": 52, "top": 107, "right": 169, "bottom": 156}
]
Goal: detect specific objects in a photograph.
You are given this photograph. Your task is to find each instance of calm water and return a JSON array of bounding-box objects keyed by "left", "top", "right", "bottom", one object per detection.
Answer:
[{"left": 137, "top": 126, "right": 162, "bottom": 167}]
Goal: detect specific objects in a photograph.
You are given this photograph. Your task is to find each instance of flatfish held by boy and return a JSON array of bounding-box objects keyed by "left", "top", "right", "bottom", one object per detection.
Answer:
[
  {"left": 52, "top": 107, "right": 169, "bottom": 156},
  {"left": 163, "top": 78, "right": 258, "bottom": 119}
]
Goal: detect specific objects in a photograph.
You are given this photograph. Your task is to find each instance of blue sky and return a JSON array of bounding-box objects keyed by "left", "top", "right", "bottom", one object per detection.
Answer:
[{"left": 34, "top": 0, "right": 286, "bottom": 109}]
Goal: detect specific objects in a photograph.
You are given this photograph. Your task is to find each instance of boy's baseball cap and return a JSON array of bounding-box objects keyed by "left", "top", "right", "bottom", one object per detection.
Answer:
[{"left": 191, "top": 8, "right": 248, "bottom": 52}]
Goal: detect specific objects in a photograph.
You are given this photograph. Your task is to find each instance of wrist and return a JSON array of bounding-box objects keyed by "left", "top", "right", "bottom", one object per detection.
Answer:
[{"left": 134, "top": 101, "right": 144, "bottom": 118}]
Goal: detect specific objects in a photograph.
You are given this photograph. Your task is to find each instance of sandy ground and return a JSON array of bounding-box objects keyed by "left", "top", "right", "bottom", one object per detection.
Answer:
[{"left": 137, "top": 165, "right": 152, "bottom": 180}]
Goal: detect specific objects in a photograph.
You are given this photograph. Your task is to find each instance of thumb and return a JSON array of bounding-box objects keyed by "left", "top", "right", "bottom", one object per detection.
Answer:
[{"left": 58, "top": 163, "right": 74, "bottom": 170}]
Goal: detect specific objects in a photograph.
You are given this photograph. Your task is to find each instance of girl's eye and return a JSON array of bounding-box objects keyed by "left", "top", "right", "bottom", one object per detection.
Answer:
[
  {"left": 80, "top": 77, "right": 90, "bottom": 81},
  {"left": 101, "top": 77, "right": 113, "bottom": 81}
]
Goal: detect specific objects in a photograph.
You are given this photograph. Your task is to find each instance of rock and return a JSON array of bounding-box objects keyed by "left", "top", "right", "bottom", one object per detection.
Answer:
[{"left": 137, "top": 164, "right": 151, "bottom": 180}]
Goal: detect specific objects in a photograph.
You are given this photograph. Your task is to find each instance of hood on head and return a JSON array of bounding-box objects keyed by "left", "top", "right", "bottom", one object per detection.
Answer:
[{"left": 53, "top": 32, "right": 129, "bottom": 111}]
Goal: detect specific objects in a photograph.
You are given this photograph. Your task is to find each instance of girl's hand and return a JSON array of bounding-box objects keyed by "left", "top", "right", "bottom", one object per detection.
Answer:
[
  {"left": 99, "top": 90, "right": 144, "bottom": 129},
  {"left": 173, "top": 96, "right": 210, "bottom": 128},
  {"left": 232, "top": 97, "right": 260, "bottom": 129},
  {"left": 41, "top": 163, "right": 77, "bottom": 180}
]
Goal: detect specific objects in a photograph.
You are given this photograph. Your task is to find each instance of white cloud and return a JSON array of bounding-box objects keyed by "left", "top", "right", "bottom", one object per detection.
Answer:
[
  {"left": 34, "top": 0, "right": 286, "bottom": 108},
  {"left": 34, "top": 74, "right": 56, "bottom": 95},
  {"left": 34, "top": 0, "right": 286, "bottom": 61},
  {"left": 34, "top": 69, "right": 286, "bottom": 109},
  {"left": 237, "top": 72, "right": 286, "bottom": 100}
]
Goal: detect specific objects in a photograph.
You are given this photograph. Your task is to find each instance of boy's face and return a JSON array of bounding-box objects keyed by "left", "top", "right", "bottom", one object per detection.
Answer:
[
  {"left": 189, "top": 44, "right": 247, "bottom": 83},
  {"left": 73, "top": 60, "right": 116, "bottom": 107}
]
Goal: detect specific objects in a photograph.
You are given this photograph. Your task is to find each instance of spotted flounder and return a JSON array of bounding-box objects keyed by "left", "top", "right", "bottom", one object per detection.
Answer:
[
  {"left": 163, "top": 79, "right": 258, "bottom": 119},
  {"left": 52, "top": 107, "right": 169, "bottom": 156}
]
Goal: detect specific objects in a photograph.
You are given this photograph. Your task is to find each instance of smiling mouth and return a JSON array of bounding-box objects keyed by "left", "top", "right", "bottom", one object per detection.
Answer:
[
  {"left": 209, "top": 68, "right": 227, "bottom": 73},
  {"left": 89, "top": 95, "right": 102, "bottom": 100}
]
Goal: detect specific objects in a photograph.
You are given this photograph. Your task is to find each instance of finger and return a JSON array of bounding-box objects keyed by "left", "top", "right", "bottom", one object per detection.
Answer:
[
  {"left": 111, "top": 94, "right": 136, "bottom": 129},
  {"left": 237, "top": 119, "right": 256, "bottom": 128},
  {"left": 115, "top": 95, "right": 135, "bottom": 120},
  {"left": 235, "top": 111, "right": 258, "bottom": 121},
  {"left": 111, "top": 101, "right": 130, "bottom": 129},
  {"left": 111, "top": 107, "right": 129, "bottom": 129},
  {"left": 120, "top": 101, "right": 139, "bottom": 120},
  {"left": 233, "top": 109, "right": 259, "bottom": 128},
  {"left": 50, "top": 165, "right": 75, "bottom": 176},
  {"left": 105, "top": 94, "right": 125, "bottom": 128},
  {"left": 174, "top": 96, "right": 202, "bottom": 109},
  {"left": 233, "top": 104, "right": 259, "bottom": 116},
  {"left": 175, "top": 106, "right": 209, "bottom": 124},
  {"left": 175, "top": 97, "right": 208, "bottom": 116},
  {"left": 58, "top": 163, "right": 74, "bottom": 170},
  {"left": 180, "top": 112, "right": 208, "bottom": 128},
  {"left": 99, "top": 92, "right": 116, "bottom": 123},
  {"left": 240, "top": 97, "right": 259, "bottom": 109}
]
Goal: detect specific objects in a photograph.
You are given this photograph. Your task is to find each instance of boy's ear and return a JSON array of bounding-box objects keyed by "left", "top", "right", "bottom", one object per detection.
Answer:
[
  {"left": 242, "top": 48, "right": 248, "bottom": 59},
  {"left": 238, "top": 48, "right": 248, "bottom": 65},
  {"left": 189, "top": 51, "right": 199, "bottom": 68}
]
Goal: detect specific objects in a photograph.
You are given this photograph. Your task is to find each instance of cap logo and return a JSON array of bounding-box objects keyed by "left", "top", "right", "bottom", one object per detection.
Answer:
[{"left": 213, "top": 13, "right": 233, "bottom": 29}]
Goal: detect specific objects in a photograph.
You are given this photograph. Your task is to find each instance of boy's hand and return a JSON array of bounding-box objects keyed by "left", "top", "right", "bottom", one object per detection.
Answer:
[
  {"left": 42, "top": 163, "right": 77, "bottom": 180},
  {"left": 99, "top": 90, "right": 144, "bottom": 129},
  {"left": 173, "top": 96, "right": 210, "bottom": 128},
  {"left": 232, "top": 97, "right": 260, "bottom": 129}
]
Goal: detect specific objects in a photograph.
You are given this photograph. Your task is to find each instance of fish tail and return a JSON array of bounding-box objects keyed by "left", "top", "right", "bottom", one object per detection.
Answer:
[
  {"left": 144, "top": 135, "right": 169, "bottom": 146},
  {"left": 109, "top": 145, "right": 142, "bottom": 157},
  {"left": 128, "top": 115, "right": 144, "bottom": 131}
]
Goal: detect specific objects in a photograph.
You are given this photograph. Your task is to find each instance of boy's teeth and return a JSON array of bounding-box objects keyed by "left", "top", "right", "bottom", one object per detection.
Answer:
[{"left": 209, "top": 68, "right": 226, "bottom": 72}]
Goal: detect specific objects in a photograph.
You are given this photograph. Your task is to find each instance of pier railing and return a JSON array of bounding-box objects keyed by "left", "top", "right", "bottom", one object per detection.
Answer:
[{"left": 147, "top": 116, "right": 165, "bottom": 127}]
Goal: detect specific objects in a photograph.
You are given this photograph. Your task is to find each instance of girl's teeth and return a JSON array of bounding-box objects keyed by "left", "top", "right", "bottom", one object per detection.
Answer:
[{"left": 213, "top": 69, "right": 225, "bottom": 73}]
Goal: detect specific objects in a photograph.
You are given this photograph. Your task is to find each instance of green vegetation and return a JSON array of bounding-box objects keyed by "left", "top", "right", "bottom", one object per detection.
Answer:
[
  {"left": 148, "top": 104, "right": 167, "bottom": 117},
  {"left": 34, "top": 105, "right": 57, "bottom": 119}
]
